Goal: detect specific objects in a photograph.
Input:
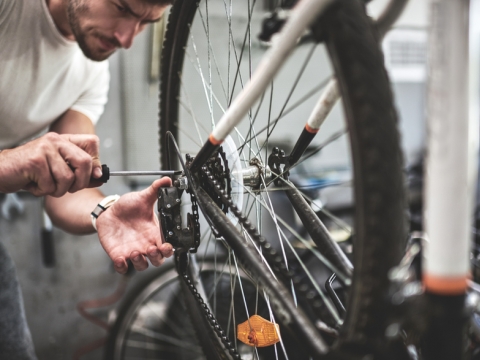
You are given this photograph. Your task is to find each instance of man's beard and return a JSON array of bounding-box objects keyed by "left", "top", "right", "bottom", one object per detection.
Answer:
[{"left": 66, "top": 0, "right": 118, "bottom": 61}]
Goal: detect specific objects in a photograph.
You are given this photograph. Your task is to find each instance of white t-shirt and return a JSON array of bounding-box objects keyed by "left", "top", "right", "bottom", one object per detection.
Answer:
[{"left": 0, "top": 0, "right": 110, "bottom": 148}]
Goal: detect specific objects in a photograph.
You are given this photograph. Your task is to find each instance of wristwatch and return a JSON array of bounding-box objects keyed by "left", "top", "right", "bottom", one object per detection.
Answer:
[{"left": 90, "top": 194, "right": 120, "bottom": 231}]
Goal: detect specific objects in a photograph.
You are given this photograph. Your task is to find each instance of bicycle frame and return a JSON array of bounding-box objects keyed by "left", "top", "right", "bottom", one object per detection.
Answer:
[
  {"left": 186, "top": 0, "right": 479, "bottom": 356},
  {"left": 189, "top": 0, "right": 334, "bottom": 173},
  {"left": 422, "top": 0, "right": 479, "bottom": 358},
  {"left": 109, "top": 0, "right": 462, "bottom": 360}
]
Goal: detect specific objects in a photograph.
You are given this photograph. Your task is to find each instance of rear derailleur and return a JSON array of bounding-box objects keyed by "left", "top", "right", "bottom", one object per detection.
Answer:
[{"left": 157, "top": 148, "right": 232, "bottom": 254}]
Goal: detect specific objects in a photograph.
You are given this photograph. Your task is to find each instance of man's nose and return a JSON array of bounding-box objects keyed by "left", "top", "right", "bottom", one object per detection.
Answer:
[{"left": 113, "top": 21, "right": 140, "bottom": 49}]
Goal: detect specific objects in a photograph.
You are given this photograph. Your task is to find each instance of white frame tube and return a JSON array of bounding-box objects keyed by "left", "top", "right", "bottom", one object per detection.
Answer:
[{"left": 210, "top": 0, "right": 334, "bottom": 143}]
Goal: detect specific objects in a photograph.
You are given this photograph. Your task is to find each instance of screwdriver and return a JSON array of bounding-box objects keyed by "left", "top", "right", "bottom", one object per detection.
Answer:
[{"left": 94, "top": 164, "right": 183, "bottom": 184}]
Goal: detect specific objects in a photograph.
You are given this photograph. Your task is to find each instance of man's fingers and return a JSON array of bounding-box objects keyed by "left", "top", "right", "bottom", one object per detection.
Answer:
[
  {"left": 158, "top": 242, "right": 174, "bottom": 259},
  {"left": 39, "top": 152, "right": 77, "bottom": 197},
  {"left": 113, "top": 257, "right": 129, "bottom": 275},
  {"left": 146, "top": 246, "right": 165, "bottom": 267},
  {"left": 59, "top": 148, "right": 91, "bottom": 193},
  {"left": 57, "top": 136, "right": 98, "bottom": 192},
  {"left": 92, "top": 161, "right": 103, "bottom": 179},
  {"left": 64, "top": 134, "right": 100, "bottom": 159},
  {"left": 130, "top": 251, "right": 149, "bottom": 271}
]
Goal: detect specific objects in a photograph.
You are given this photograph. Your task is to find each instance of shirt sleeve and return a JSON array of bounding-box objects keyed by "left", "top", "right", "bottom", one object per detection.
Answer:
[{"left": 70, "top": 60, "right": 110, "bottom": 125}]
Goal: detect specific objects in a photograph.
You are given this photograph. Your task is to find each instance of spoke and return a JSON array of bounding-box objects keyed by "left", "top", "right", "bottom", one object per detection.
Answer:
[
  {"left": 295, "top": 129, "right": 348, "bottom": 167},
  {"left": 206, "top": 1, "right": 214, "bottom": 127},
  {"left": 264, "top": 128, "right": 348, "bottom": 188},
  {"left": 263, "top": 290, "right": 289, "bottom": 360},
  {"left": 242, "top": 227, "right": 279, "bottom": 281},
  {"left": 143, "top": 300, "right": 186, "bottom": 338},
  {"left": 256, "top": 44, "right": 317, "bottom": 157},
  {"left": 189, "top": 32, "right": 215, "bottom": 125},
  {"left": 239, "top": 77, "right": 331, "bottom": 149},
  {"left": 226, "top": 250, "right": 238, "bottom": 346},
  {"left": 130, "top": 326, "right": 203, "bottom": 351},
  {"left": 199, "top": 230, "right": 215, "bottom": 272},
  {"left": 124, "top": 339, "right": 200, "bottom": 356},
  {"left": 246, "top": 108, "right": 262, "bottom": 161},
  {"left": 283, "top": 76, "right": 332, "bottom": 117},
  {"left": 227, "top": 0, "right": 257, "bottom": 106},
  {"left": 232, "top": 252, "right": 253, "bottom": 322},
  {"left": 259, "top": 166, "right": 353, "bottom": 235},
  {"left": 185, "top": 51, "right": 228, "bottom": 115},
  {"left": 179, "top": 100, "right": 206, "bottom": 147},
  {"left": 233, "top": 126, "right": 259, "bottom": 164},
  {"left": 223, "top": 0, "right": 233, "bottom": 102},
  {"left": 196, "top": 4, "right": 229, "bottom": 102},
  {"left": 241, "top": 181, "right": 351, "bottom": 288},
  {"left": 240, "top": 89, "right": 268, "bottom": 160},
  {"left": 312, "top": 202, "right": 353, "bottom": 236},
  {"left": 264, "top": 81, "right": 275, "bottom": 169}
]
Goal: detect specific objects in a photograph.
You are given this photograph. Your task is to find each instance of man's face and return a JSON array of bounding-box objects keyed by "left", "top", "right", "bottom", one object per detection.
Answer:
[{"left": 67, "top": 0, "right": 167, "bottom": 61}]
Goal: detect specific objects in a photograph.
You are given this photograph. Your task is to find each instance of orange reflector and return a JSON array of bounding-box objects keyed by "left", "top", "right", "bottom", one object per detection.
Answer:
[{"left": 237, "top": 315, "right": 280, "bottom": 347}]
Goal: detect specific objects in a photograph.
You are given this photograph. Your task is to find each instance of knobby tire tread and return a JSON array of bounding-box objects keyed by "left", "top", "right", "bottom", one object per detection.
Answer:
[{"left": 322, "top": 0, "right": 406, "bottom": 350}]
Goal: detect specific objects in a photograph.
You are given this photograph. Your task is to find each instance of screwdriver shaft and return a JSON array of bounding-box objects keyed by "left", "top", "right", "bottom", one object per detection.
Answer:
[
  {"left": 93, "top": 165, "right": 183, "bottom": 184},
  {"left": 109, "top": 170, "right": 182, "bottom": 176}
]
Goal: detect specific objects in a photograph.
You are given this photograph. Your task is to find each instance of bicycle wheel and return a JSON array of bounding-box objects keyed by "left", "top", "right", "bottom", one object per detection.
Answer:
[
  {"left": 159, "top": 0, "right": 407, "bottom": 358},
  {"left": 104, "top": 262, "right": 206, "bottom": 359}
]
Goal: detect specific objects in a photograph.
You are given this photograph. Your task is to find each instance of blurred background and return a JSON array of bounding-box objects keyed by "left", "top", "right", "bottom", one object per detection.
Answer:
[{"left": 0, "top": 0, "right": 433, "bottom": 358}]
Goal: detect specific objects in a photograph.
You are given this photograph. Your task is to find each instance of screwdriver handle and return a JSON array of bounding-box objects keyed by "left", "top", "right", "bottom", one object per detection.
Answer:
[
  {"left": 89, "top": 164, "right": 110, "bottom": 187},
  {"left": 98, "top": 164, "right": 110, "bottom": 183}
]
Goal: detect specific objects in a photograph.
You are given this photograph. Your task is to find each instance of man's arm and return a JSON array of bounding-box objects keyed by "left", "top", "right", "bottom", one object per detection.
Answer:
[{"left": 45, "top": 110, "right": 173, "bottom": 274}]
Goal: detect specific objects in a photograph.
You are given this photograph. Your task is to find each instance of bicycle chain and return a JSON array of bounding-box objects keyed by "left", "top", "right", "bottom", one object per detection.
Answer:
[
  {"left": 176, "top": 151, "right": 242, "bottom": 360},
  {"left": 179, "top": 267, "right": 242, "bottom": 360},
  {"left": 200, "top": 165, "right": 338, "bottom": 327}
]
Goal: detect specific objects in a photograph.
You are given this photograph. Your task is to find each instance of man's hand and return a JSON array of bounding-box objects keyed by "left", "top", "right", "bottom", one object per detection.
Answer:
[
  {"left": 96, "top": 177, "right": 174, "bottom": 274},
  {"left": 0, "top": 132, "right": 102, "bottom": 196}
]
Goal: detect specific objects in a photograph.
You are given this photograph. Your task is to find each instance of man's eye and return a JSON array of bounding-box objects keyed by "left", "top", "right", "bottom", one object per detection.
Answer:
[{"left": 115, "top": 4, "right": 127, "bottom": 12}]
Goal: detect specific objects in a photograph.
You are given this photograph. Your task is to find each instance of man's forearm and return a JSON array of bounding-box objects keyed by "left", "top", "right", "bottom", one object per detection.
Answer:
[{"left": 45, "top": 188, "right": 105, "bottom": 234}]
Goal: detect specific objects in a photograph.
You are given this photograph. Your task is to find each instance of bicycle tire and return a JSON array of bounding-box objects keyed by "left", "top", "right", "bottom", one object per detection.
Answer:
[
  {"left": 159, "top": 0, "right": 406, "bottom": 358},
  {"left": 104, "top": 262, "right": 206, "bottom": 360}
]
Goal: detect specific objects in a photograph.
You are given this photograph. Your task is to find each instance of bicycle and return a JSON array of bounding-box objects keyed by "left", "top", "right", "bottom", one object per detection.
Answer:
[{"left": 104, "top": 0, "right": 480, "bottom": 359}]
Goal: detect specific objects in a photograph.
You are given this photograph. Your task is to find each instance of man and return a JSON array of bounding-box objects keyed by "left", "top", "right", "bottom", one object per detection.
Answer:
[{"left": 0, "top": 0, "right": 174, "bottom": 357}]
